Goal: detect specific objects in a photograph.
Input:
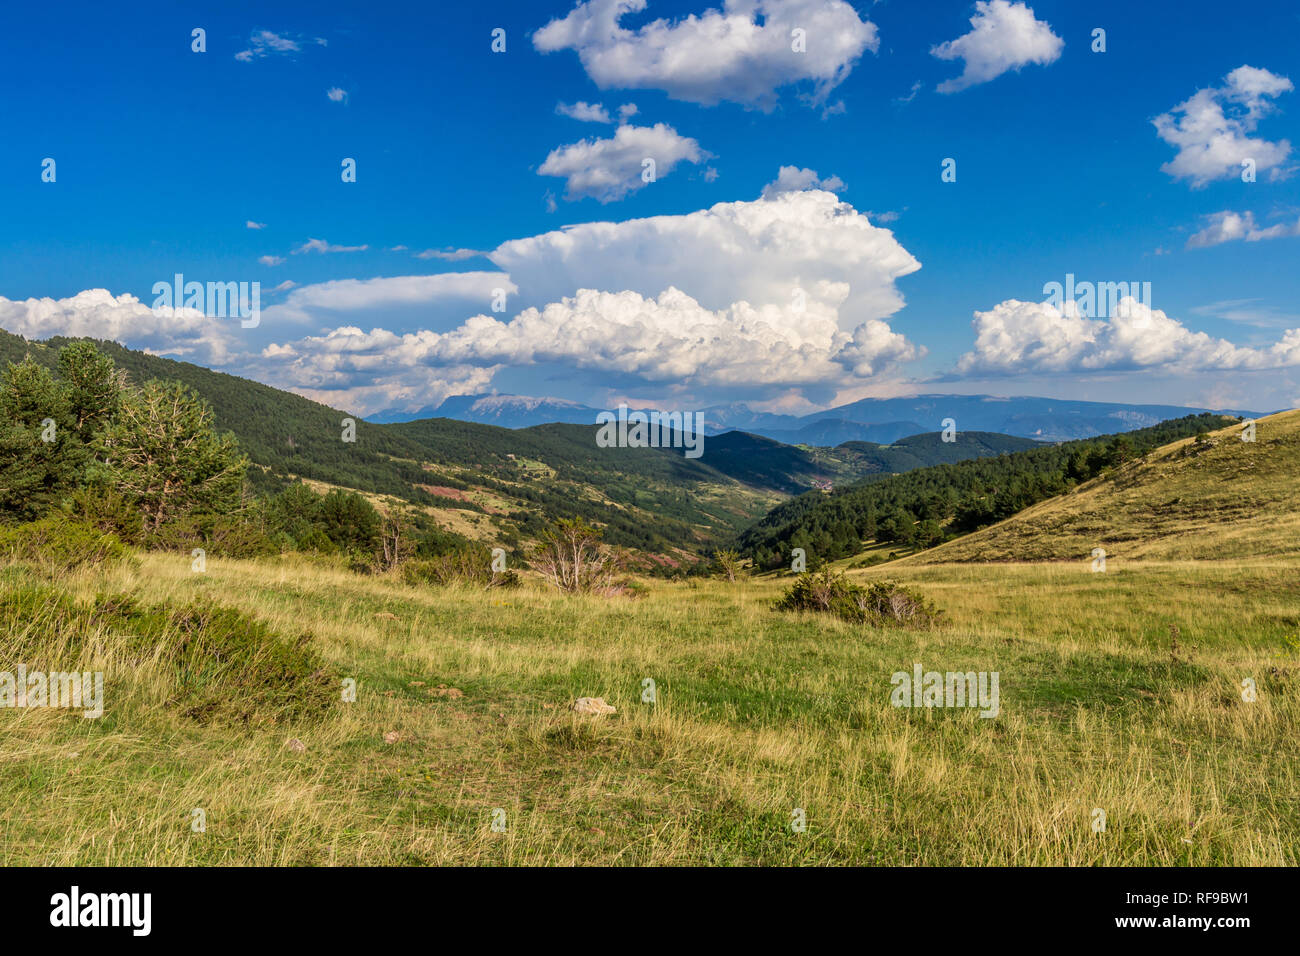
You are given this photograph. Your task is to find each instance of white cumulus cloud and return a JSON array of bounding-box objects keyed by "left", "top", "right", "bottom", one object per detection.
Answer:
[
  {"left": 0, "top": 289, "right": 246, "bottom": 366},
  {"left": 490, "top": 186, "right": 919, "bottom": 329},
  {"left": 254, "top": 186, "right": 923, "bottom": 413},
  {"left": 957, "top": 297, "right": 1300, "bottom": 374},
  {"left": 259, "top": 283, "right": 921, "bottom": 414},
  {"left": 1154, "top": 65, "right": 1294, "bottom": 187},
  {"left": 931, "top": 1, "right": 1062, "bottom": 94},
  {"left": 533, "top": 0, "right": 879, "bottom": 109},
  {"left": 761, "top": 165, "right": 845, "bottom": 198},
  {"left": 539, "top": 123, "right": 706, "bottom": 202},
  {"left": 1187, "top": 210, "right": 1300, "bottom": 248}
]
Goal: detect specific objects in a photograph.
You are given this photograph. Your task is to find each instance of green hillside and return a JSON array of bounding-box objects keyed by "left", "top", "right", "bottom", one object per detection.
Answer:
[
  {"left": 738, "top": 413, "right": 1237, "bottom": 568},
  {"left": 907, "top": 408, "right": 1300, "bottom": 564},
  {"left": 834, "top": 430, "right": 1041, "bottom": 473},
  {"left": 702, "top": 429, "right": 1041, "bottom": 494}
]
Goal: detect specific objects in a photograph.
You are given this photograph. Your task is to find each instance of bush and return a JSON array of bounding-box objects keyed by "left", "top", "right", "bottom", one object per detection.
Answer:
[
  {"left": 0, "top": 585, "right": 337, "bottom": 725},
  {"left": 148, "top": 511, "right": 280, "bottom": 559},
  {"left": 111, "top": 598, "right": 335, "bottom": 724},
  {"left": 66, "top": 485, "right": 144, "bottom": 544},
  {"left": 0, "top": 514, "right": 128, "bottom": 574},
  {"left": 316, "top": 489, "right": 381, "bottom": 553},
  {"left": 401, "top": 545, "right": 520, "bottom": 589},
  {"left": 775, "top": 568, "right": 941, "bottom": 628},
  {"left": 710, "top": 548, "right": 747, "bottom": 582}
]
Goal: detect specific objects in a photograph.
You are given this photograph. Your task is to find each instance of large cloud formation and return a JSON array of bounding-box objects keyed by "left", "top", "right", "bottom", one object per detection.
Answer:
[
  {"left": 957, "top": 297, "right": 1300, "bottom": 374},
  {"left": 490, "top": 187, "right": 920, "bottom": 326},
  {"left": 0, "top": 289, "right": 246, "bottom": 366},
  {"left": 259, "top": 186, "right": 924, "bottom": 412},
  {"left": 0, "top": 182, "right": 924, "bottom": 416},
  {"left": 1154, "top": 65, "right": 1294, "bottom": 187},
  {"left": 267, "top": 285, "right": 919, "bottom": 394},
  {"left": 533, "top": 0, "right": 878, "bottom": 108}
]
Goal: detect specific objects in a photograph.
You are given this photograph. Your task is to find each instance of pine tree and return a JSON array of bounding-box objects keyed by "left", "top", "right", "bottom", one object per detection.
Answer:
[
  {"left": 103, "top": 380, "right": 247, "bottom": 532},
  {"left": 0, "top": 358, "right": 84, "bottom": 519},
  {"left": 58, "top": 340, "right": 124, "bottom": 444}
]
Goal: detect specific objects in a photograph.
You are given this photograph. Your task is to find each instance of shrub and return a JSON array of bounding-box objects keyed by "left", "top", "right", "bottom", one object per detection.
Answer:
[
  {"left": 148, "top": 511, "right": 279, "bottom": 559},
  {"left": 775, "top": 568, "right": 941, "bottom": 628},
  {"left": 111, "top": 599, "right": 335, "bottom": 724},
  {"left": 0, "top": 514, "right": 128, "bottom": 574},
  {"left": 401, "top": 545, "right": 520, "bottom": 589},
  {"left": 67, "top": 485, "right": 144, "bottom": 544},
  {"left": 316, "top": 489, "right": 381, "bottom": 553},
  {"left": 0, "top": 585, "right": 337, "bottom": 725}
]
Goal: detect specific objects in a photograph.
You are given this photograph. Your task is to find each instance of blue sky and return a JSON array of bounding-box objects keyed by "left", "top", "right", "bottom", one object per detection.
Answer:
[{"left": 1, "top": 0, "right": 1298, "bottom": 416}]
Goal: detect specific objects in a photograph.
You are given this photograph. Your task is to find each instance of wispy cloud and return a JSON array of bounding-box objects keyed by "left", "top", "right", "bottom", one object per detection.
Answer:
[
  {"left": 556, "top": 101, "right": 612, "bottom": 123},
  {"left": 235, "top": 29, "right": 326, "bottom": 63},
  {"left": 414, "top": 248, "right": 483, "bottom": 261},
  {"left": 293, "top": 238, "right": 369, "bottom": 255},
  {"left": 1191, "top": 298, "right": 1300, "bottom": 330}
]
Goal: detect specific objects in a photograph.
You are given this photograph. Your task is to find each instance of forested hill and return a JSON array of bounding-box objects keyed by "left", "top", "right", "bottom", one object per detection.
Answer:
[
  {"left": 0, "top": 330, "right": 440, "bottom": 501},
  {"left": 737, "top": 413, "right": 1238, "bottom": 569},
  {"left": 2, "top": 328, "right": 1212, "bottom": 560},
  {"left": 0, "top": 330, "right": 778, "bottom": 552}
]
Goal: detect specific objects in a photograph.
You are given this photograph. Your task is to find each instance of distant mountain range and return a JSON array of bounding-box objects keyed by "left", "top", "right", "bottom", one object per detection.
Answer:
[{"left": 371, "top": 392, "right": 1267, "bottom": 443}]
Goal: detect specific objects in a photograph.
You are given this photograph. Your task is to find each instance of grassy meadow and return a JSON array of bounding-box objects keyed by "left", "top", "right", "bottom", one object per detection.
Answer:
[{"left": 2, "top": 547, "right": 1295, "bottom": 866}]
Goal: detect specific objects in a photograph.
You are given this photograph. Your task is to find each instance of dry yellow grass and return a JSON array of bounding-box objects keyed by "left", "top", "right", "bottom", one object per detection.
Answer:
[
  {"left": 2, "top": 545, "right": 1295, "bottom": 866},
  {"left": 911, "top": 409, "right": 1300, "bottom": 564}
]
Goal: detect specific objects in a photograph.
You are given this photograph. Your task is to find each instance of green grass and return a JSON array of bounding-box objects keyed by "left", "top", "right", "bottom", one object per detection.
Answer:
[{"left": 1, "top": 549, "right": 1295, "bottom": 865}]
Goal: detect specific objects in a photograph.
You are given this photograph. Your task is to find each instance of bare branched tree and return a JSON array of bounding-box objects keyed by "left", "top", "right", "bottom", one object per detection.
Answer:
[
  {"left": 711, "top": 548, "right": 745, "bottom": 582},
  {"left": 529, "top": 518, "right": 626, "bottom": 594},
  {"left": 379, "top": 507, "right": 414, "bottom": 572}
]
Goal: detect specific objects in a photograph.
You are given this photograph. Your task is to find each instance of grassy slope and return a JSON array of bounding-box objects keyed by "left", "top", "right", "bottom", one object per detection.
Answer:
[
  {"left": 2, "top": 550, "right": 1294, "bottom": 865},
  {"left": 910, "top": 408, "right": 1300, "bottom": 565}
]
